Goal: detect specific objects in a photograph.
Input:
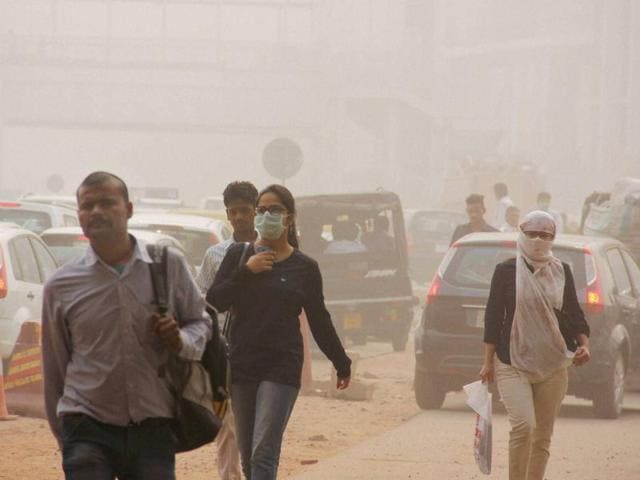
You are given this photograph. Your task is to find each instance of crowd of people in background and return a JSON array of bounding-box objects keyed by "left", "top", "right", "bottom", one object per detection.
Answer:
[{"left": 451, "top": 182, "right": 568, "bottom": 246}]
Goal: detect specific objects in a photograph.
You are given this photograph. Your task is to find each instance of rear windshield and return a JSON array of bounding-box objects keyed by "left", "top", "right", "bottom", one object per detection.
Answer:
[
  {"left": 41, "top": 234, "right": 88, "bottom": 265},
  {"left": 443, "top": 245, "right": 588, "bottom": 292},
  {"left": 0, "top": 209, "right": 52, "bottom": 234},
  {"left": 131, "top": 226, "right": 211, "bottom": 266}
]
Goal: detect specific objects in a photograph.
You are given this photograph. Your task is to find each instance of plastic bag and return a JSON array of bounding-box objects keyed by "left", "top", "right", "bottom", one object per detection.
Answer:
[{"left": 463, "top": 380, "right": 492, "bottom": 475}]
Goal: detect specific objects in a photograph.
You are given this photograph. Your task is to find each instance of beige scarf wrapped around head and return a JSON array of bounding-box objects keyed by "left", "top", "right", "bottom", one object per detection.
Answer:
[{"left": 510, "top": 211, "right": 573, "bottom": 380}]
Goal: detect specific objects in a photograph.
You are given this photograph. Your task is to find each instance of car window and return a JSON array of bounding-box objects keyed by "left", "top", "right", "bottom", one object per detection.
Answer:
[
  {"left": 42, "top": 234, "right": 88, "bottom": 265},
  {"left": 30, "top": 238, "right": 58, "bottom": 281},
  {"left": 444, "top": 245, "right": 587, "bottom": 291},
  {"left": 0, "top": 209, "right": 52, "bottom": 234},
  {"left": 606, "top": 249, "right": 632, "bottom": 296},
  {"left": 620, "top": 250, "right": 640, "bottom": 297},
  {"left": 63, "top": 214, "right": 79, "bottom": 226},
  {"left": 10, "top": 237, "right": 42, "bottom": 284}
]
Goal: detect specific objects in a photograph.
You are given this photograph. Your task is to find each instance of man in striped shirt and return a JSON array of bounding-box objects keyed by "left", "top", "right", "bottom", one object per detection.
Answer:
[{"left": 196, "top": 181, "right": 258, "bottom": 480}]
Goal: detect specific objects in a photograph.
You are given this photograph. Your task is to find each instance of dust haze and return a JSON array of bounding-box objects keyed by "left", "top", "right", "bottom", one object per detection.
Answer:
[{"left": 1, "top": 0, "right": 639, "bottom": 218}]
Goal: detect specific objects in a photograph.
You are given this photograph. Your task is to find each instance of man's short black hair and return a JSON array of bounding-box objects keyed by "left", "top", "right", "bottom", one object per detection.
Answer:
[
  {"left": 493, "top": 182, "right": 508, "bottom": 197},
  {"left": 537, "top": 191, "right": 551, "bottom": 202},
  {"left": 223, "top": 181, "right": 259, "bottom": 207},
  {"left": 77, "top": 171, "right": 129, "bottom": 202},
  {"left": 465, "top": 193, "right": 485, "bottom": 207}
]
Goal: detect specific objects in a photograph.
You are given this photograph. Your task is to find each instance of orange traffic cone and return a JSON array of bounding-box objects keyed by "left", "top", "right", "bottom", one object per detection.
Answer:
[{"left": 0, "top": 370, "right": 18, "bottom": 421}]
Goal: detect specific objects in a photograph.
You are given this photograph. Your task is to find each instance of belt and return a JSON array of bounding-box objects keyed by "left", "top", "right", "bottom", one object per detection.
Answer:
[{"left": 62, "top": 413, "right": 172, "bottom": 429}]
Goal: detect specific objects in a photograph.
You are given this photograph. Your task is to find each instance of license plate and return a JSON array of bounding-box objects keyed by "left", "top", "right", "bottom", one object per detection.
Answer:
[
  {"left": 343, "top": 312, "right": 363, "bottom": 330},
  {"left": 466, "top": 309, "right": 485, "bottom": 328}
]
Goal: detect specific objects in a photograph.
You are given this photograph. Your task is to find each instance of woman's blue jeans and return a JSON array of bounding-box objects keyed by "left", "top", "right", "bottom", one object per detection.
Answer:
[{"left": 231, "top": 381, "right": 299, "bottom": 480}]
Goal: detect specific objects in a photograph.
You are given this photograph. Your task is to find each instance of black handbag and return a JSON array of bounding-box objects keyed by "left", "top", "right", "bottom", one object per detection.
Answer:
[{"left": 147, "top": 244, "right": 221, "bottom": 453}]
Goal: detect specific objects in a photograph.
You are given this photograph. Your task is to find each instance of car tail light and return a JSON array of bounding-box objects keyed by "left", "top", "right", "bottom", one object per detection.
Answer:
[
  {"left": 426, "top": 273, "right": 442, "bottom": 306},
  {"left": 0, "top": 202, "right": 20, "bottom": 208},
  {"left": 583, "top": 246, "right": 604, "bottom": 314},
  {"left": 0, "top": 245, "right": 8, "bottom": 299},
  {"left": 75, "top": 235, "right": 89, "bottom": 242}
]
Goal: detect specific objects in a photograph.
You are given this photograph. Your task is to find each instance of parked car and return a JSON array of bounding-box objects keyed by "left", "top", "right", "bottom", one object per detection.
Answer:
[
  {"left": 297, "top": 191, "right": 417, "bottom": 351},
  {"left": 41, "top": 227, "right": 187, "bottom": 266},
  {"left": 0, "top": 224, "right": 58, "bottom": 363},
  {"left": 405, "top": 209, "right": 467, "bottom": 284},
  {"left": 18, "top": 193, "right": 78, "bottom": 209},
  {"left": 128, "top": 213, "right": 231, "bottom": 269},
  {"left": 0, "top": 201, "right": 78, "bottom": 235},
  {"left": 414, "top": 232, "right": 640, "bottom": 418}
]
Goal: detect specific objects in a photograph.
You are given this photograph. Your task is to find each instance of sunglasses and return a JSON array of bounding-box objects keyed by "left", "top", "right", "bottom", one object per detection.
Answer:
[
  {"left": 523, "top": 230, "right": 554, "bottom": 241},
  {"left": 256, "top": 205, "right": 287, "bottom": 215}
]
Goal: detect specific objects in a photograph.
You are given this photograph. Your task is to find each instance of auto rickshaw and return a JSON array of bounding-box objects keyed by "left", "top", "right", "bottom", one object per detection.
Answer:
[{"left": 297, "top": 191, "right": 417, "bottom": 351}]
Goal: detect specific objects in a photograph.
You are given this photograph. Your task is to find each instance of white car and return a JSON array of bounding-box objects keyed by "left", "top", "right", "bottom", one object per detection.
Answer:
[
  {"left": 128, "top": 213, "right": 231, "bottom": 268},
  {"left": 0, "top": 224, "right": 58, "bottom": 360},
  {"left": 41, "top": 227, "right": 187, "bottom": 266},
  {"left": 0, "top": 200, "right": 78, "bottom": 235},
  {"left": 18, "top": 194, "right": 78, "bottom": 209}
]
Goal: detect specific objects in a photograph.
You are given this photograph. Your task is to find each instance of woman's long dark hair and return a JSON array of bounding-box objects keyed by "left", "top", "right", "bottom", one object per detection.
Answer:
[{"left": 257, "top": 184, "right": 299, "bottom": 249}]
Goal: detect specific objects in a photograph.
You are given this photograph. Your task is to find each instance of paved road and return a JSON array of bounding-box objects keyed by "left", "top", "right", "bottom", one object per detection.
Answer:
[{"left": 288, "top": 391, "right": 640, "bottom": 479}]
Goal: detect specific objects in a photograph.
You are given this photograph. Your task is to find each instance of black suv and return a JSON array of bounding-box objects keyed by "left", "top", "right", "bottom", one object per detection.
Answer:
[{"left": 414, "top": 232, "right": 640, "bottom": 418}]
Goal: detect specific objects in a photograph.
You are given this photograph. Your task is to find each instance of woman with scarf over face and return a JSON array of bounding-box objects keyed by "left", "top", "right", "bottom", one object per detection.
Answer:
[{"left": 479, "top": 211, "right": 591, "bottom": 480}]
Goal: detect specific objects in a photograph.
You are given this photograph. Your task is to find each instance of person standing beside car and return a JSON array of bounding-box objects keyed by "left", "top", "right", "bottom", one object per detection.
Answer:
[
  {"left": 208, "top": 184, "right": 351, "bottom": 480},
  {"left": 479, "top": 210, "right": 591, "bottom": 480},
  {"left": 196, "top": 181, "right": 259, "bottom": 480},
  {"left": 450, "top": 194, "right": 498, "bottom": 245},
  {"left": 42, "top": 171, "right": 211, "bottom": 480}
]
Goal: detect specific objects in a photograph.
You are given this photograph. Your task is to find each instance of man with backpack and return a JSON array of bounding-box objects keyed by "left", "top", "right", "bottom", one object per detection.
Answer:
[
  {"left": 42, "top": 171, "right": 212, "bottom": 480},
  {"left": 197, "top": 181, "right": 259, "bottom": 480}
]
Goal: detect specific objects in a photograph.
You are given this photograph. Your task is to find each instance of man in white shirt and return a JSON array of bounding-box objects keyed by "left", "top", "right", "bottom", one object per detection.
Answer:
[
  {"left": 197, "top": 181, "right": 258, "bottom": 480},
  {"left": 536, "top": 192, "right": 564, "bottom": 233},
  {"left": 491, "top": 182, "right": 515, "bottom": 229}
]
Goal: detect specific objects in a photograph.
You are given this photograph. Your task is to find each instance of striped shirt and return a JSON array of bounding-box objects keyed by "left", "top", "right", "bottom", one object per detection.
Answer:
[{"left": 196, "top": 238, "right": 235, "bottom": 293}]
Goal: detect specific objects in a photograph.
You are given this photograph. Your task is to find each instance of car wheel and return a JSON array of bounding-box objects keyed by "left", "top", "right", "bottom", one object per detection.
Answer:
[
  {"left": 592, "top": 351, "right": 625, "bottom": 419},
  {"left": 414, "top": 366, "right": 446, "bottom": 409}
]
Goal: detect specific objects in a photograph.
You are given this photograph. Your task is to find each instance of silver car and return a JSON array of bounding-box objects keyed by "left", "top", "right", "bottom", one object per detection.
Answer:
[
  {"left": 0, "top": 200, "right": 78, "bottom": 235},
  {"left": 41, "top": 227, "right": 187, "bottom": 266},
  {"left": 0, "top": 224, "right": 58, "bottom": 360}
]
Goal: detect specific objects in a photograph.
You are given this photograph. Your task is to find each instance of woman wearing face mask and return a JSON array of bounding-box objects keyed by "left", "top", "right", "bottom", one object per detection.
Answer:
[
  {"left": 479, "top": 211, "right": 591, "bottom": 480},
  {"left": 207, "top": 184, "right": 351, "bottom": 480}
]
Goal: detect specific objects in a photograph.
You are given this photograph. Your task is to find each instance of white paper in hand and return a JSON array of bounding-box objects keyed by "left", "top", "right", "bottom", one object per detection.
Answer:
[{"left": 463, "top": 380, "right": 492, "bottom": 475}]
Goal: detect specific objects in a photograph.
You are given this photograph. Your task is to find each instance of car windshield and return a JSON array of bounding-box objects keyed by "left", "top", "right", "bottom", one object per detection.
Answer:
[
  {"left": 0, "top": 209, "right": 52, "bottom": 234},
  {"left": 130, "top": 225, "right": 212, "bottom": 266},
  {"left": 41, "top": 234, "right": 88, "bottom": 265},
  {"left": 443, "top": 244, "right": 588, "bottom": 293}
]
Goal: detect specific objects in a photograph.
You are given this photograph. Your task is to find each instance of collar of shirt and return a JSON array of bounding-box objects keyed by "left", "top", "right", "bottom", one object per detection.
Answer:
[{"left": 82, "top": 235, "right": 151, "bottom": 270}]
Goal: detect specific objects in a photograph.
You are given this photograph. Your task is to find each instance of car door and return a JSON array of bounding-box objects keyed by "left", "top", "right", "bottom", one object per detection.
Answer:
[
  {"left": 620, "top": 249, "right": 640, "bottom": 368},
  {"left": 8, "top": 236, "right": 43, "bottom": 339},
  {"left": 605, "top": 248, "right": 637, "bottom": 359},
  {"left": 29, "top": 237, "right": 58, "bottom": 283}
]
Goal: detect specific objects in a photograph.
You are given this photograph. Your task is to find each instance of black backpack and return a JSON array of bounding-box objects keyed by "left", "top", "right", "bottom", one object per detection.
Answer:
[{"left": 146, "top": 243, "right": 221, "bottom": 452}]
